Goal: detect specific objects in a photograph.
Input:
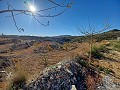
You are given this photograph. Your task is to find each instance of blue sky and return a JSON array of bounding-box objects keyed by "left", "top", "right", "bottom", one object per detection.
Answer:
[{"left": 0, "top": 0, "right": 120, "bottom": 36}]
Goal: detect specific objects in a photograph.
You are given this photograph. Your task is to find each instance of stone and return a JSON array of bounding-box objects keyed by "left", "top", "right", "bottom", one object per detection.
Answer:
[
  {"left": 71, "top": 85, "right": 77, "bottom": 90},
  {"left": 26, "top": 59, "right": 99, "bottom": 90}
]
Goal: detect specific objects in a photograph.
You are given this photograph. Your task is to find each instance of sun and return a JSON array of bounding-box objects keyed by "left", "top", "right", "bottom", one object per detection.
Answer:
[{"left": 29, "top": 5, "right": 36, "bottom": 12}]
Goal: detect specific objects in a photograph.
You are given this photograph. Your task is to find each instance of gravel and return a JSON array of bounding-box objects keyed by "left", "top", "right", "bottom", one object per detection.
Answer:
[{"left": 25, "top": 60, "right": 87, "bottom": 90}]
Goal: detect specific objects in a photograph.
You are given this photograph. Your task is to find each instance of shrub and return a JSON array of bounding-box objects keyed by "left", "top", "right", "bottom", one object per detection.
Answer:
[
  {"left": 41, "top": 55, "right": 48, "bottom": 68},
  {"left": 98, "top": 66, "right": 114, "bottom": 74},
  {"left": 75, "top": 56, "right": 88, "bottom": 67},
  {"left": 114, "top": 43, "right": 120, "bottom": 49},
  {"left": 114, "top": 41, "right": 120, "bottom": 48},
  {"left": 8, "top": 70, "right": 28, "bottom": 90},
  {"left": 110, "top": 41, "right": 120, "bottom": 51},
  {"left": 88, "top": 45, "right": 109, "bottom": 59},
  {"left": 63, "top": 42, "right": 70, "bottom": 51},
  {"left": 98, "top": 66, "right": 104, "bottom": 71},
  {"left": 46, "top": 45, "right": 53, "bottom": 51},
  {"left": 113, "top": 41, "right": 120, "bottom": 51},
  {"left": 104, "top": 68, "right": 114, "bottom": 74}
]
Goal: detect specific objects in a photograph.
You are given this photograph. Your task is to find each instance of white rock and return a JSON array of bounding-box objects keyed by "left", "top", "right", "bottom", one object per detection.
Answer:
[
  {"left": 0, "top": 71, "right": 6, "bottom": 73},
  {"left": 65, "top": 68, "right": 73, "bottom": 75},
  {"left": 71, "top": 85, "right": 77, "bottom": 90},
  {"left": 57, "top": 65, "right": 62, "bottom": 69}
]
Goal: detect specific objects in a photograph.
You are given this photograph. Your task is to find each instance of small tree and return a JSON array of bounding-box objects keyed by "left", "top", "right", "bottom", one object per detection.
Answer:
[{"left": 76, "top": 19, "right": 113, "bottom": 64}]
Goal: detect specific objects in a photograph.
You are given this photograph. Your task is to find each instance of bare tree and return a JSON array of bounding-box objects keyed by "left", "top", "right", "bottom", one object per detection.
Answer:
[
  {"left": 76, "top": 19, "right": 113, "bottom": 64},
  {"left": 0, "top": 0, "right": 72, "bottom": 32}
]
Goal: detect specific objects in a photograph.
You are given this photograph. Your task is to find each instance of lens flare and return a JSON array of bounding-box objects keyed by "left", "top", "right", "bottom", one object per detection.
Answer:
[{"left": 29, "top": 5, "right": 36, "bottom": 12}]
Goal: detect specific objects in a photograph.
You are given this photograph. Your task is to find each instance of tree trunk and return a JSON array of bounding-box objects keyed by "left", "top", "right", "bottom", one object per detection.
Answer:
[{"left": 89, "top": 34, "right": 93, "bottom": 64}]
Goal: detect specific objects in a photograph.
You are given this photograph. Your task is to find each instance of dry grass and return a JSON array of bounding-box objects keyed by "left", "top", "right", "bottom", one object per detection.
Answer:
[
  {"left": 0, "top": 38, "right": 120, "bottom": 89},
  {"left": 7, "top": 66, "right": 29, "bottom": 90}
]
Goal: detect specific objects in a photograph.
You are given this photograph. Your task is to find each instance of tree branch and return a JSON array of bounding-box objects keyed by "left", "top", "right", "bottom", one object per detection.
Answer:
[
  {"left": 0, "top": 0, "right": 71, "bottom": 32},
  {"left": 48, "top": 0, "right": 66, "bottom": 7}
]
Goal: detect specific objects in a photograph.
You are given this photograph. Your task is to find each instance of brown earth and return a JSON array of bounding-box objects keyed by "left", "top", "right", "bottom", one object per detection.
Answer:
[{"left": 0, "top": 38, "right": 120, "bottom": 89}]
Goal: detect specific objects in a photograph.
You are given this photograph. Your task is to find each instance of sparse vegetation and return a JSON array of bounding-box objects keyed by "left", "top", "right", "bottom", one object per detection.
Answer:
[
  {"left": 8, "top": 69, "right": 28, "bottom": 90},
  {"left": 109, "top": 41, "right": 120, "bottom": 51},
  {"left": 41, "top": 55, "right": 49, "bottom": 68},
  {"left": 63, "top": 42, "right": 70, "bottom": 51},
  {"left": 98, "top": 66, "right": 114, "bottom": 74},
  {"left": 87, "top": 45, "right": 109, "bottom": 59},
  {"left": 0, "top": 30, "right": 120, "bottom": 89},
  {"left": 98, "top": 66, "right": 104, "bottom": 71},
  {"left": 75, "top": 56, "right": 88, "bottom": 67},
  {"left": 0, "top": 0, "right": 120, "bottom": 89},
  {"left": 104, "top": 68, "right": 114, "bottom": 74}
]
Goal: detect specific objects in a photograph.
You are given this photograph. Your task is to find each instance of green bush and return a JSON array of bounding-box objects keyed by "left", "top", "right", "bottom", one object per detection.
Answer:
[
  {"left": 114, "top": 43, "right": 120, "bottom": 49},
  {"left": 75, "top": 56, "right": 88, "bottom": 67},
  {"left": 93, "top": 45, "right": 109, "bottom": 53},
  {"left": 104, "top": 68, "right": 114, "bottom": 74},
  {"left": 98, "top": 66, "right": 114, "bottom": 74},
  {"left": 88, "top": 45, "right": 109, "bottom": 59},
  {"left": 98, "top": 66, "right": 104, "bottom": 71},
  {"left": 110, "top": 41, "right": 120, "bottom": 51}
]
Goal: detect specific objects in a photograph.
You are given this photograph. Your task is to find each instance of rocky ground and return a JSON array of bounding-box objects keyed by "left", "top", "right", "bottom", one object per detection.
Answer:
[
  {"left": 25, "top": 58, "right": 101, "bottom": 90},
  {"left": 97, "top": 75, "right": 120, "bottom": 90},
  {"left": 25, "top": 58, "right": 120, "bottom": 90},
  {"left": 0, "top": 36, "right": 120, "bottom": 90}
]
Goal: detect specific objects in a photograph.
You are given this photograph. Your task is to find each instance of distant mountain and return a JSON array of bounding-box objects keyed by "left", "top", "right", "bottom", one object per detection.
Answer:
[
  {"left": 108, "top": 29, "right": 120, "bottom": 32},
  {"left": 95, "top": 29, "right": 120, "bottom": 41},
  {"left": 0, "top": 29, "right": 120, "bottom": 43}
]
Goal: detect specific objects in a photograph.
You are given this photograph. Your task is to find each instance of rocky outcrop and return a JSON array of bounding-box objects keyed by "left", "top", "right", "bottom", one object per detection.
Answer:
[
  {"left": 0, "top": 56, "right": 12, "bottom": 70},
  {"left": 97, "top": 75, "right": 120, "bottom": 90},
  {"left": 25, "top": 57, "right": 100, "bottom": 90},
  {"left": 0, "top": 39, "right": 20, "bottom": 45},
  {"left": 10, "top": 43, "right": 30, "bottom": 51},
  {"left": 0, "top": 56, "right": 13, "bottom": 82},
  {"left": 9, "top": 41, "right": 35, "bottom": 51}
]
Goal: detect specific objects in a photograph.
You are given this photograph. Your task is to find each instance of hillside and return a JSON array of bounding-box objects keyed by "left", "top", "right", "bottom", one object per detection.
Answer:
[
  {"left": 95, "top": 29, "right": 120, "bottom": 41},
  {"left": 0, "top": 29, "right": 120, "bottom": 43},
  {"left": 70, "top": 29, "right": 120, "bottom": 42},
  {"left": 0, "top": 29, "right": 120, "bottom": 89}
]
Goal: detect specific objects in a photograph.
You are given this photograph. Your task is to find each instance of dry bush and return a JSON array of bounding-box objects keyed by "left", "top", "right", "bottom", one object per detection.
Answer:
[
  {"left": 7, "top": 67, "right": 28, "bottom": 90},
  {"left": 109, "top": 41, "right": 120, "bottom": 51},
  {"left": 46, "top": 45, "right": 53, "bottom": 51}
]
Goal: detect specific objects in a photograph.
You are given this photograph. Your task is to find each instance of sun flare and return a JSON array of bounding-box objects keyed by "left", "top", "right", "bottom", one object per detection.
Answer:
[{"left": 29, "top": 5, "right": 36, "bottom": 12}]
